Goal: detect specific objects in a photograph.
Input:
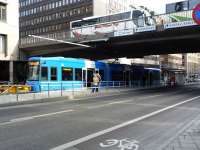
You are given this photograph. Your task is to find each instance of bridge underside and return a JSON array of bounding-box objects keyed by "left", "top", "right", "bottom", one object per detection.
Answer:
[{"left": 20, "top": 25, "right": 200, "bottom": 60}]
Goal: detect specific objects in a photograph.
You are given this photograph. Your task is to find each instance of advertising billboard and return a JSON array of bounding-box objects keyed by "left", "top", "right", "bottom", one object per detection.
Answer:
[
  {"left": 166, "top": 1, "right": 189, "bottom": 13},
  {"left": 189, "top": 0, "right": 200, "bottom": 9}
]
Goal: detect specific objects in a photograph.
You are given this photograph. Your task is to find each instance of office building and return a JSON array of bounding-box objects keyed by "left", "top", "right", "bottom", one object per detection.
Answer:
[
  {"left": 0, "top": 0, "right": 19, "bottom": 60},
  {"left": 0, "top": 0, "right": 20, "bottom": 82},
  {"left": 183, "top": 53, "right": 200, "bottom": 80},
  {"left": 19, "top": 0, "right": 134, "bottom": 47}
]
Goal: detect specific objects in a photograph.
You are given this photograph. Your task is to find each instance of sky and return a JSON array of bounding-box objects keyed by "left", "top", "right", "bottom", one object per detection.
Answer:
[{"left": 133, "top": 0, "right": 184, "bottom": 14}]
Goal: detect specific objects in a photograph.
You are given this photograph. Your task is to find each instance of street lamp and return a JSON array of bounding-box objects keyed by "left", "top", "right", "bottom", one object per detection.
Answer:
[{"left": 28, "top": 34, "right": 91, "bottom": 48}]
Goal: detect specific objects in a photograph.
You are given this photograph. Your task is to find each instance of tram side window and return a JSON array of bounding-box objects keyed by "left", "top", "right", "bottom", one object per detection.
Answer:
[
  {"left": 111, "top": 71, "right": 123, "bottom": 81},
  {"left": 51, "top": 67, "right": 57, "bottom": 81},
  {"left": 41, "top": 67, "right": 48, "bottom": 81},
  {"left": 62, "top": 67, "right": 73, "bottom": 81},
  {"left": 99, "top": 70, "right": 104, "bottom": 81},
  {"left": 75, "top": 68, "right": 82, "bottom": 81}
]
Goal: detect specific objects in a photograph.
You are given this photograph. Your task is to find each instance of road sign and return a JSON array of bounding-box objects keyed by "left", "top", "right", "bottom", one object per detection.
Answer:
[{"left": 192, "top": 3, "right": 200, "bottom": 25}]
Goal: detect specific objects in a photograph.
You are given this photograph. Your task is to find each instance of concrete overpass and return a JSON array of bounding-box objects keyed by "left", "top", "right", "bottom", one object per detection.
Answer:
[{"left": 20, "top": 10, "right": 200, "bottom": 60}]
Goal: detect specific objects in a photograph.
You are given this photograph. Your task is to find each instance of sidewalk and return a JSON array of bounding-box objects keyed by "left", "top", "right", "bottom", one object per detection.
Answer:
[{"left": 162, "top": 115, "right": 200, "bottom": 150}]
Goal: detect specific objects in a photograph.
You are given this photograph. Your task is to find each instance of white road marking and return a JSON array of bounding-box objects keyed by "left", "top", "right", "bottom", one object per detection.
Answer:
[
  {"left": 0, "top": 109, "right": 75, "bottom": 126},
  {"left": 99, "top": 138, "right": 139, "bottom": 150},
  {"left": 87, "top": 95, "right": 161, "bottom": 109},
  {"left": 140, "top": 95, "right": 161, "bottom": 99},
  {"left": 87, "top": 100, "right": 133, "bottom": 109},
  {"left": 50, "top": 95, "right": 200, "bottom": 150},
  {"left": 11, "top": 117, "right": 34, "bottom": 123}
]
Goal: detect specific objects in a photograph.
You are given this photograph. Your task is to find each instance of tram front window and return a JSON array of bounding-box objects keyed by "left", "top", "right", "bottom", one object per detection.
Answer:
[{"left": 28, "top": 61, "right": 40, "bottom": 81}]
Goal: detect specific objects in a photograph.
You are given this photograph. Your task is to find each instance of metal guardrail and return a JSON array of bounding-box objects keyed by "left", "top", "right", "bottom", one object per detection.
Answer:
[
  {"left": 0, "top": 80, "right": 198, "bottom": 104},
  {"left": 0, "top": 81, "right": 161, "bottom": 103},
  {"left": 20, "top": 10, "right": 195, "bottom": 47}
]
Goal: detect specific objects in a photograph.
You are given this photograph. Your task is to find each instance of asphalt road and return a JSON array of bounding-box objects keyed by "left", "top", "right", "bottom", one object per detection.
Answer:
[{"left": 0, "top": 85, "right": 200, "bottom": 150}]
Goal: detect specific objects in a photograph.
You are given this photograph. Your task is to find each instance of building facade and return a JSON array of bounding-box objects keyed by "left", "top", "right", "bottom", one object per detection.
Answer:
[
  {"left": 19, "top": 0, "right": 93, "bottom": 40},
  {"left": 0, "top": 0, "right": 19, "bottom": 60},
  {"left": 166, "top": 0, "right": 199, "bottom": 13},
  {"left": 0, "top": 0, "right": 20, "bottom": 82},
  {"left": 164, "top": 0, "right": 200, "bottom": 84},
  {"left": 183, "top": 53, "right": 200, "bottom": 80},
  {"left": 19, "top": 0, "right": 134, "bottom": 46},
  {"left": 160, "top": 54, "right": 185, "bottom": 85}
]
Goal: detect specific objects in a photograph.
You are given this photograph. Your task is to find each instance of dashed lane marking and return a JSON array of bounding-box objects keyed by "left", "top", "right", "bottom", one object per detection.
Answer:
[{"left": 0, "top": 109, "right": 75, "bottom": 126}]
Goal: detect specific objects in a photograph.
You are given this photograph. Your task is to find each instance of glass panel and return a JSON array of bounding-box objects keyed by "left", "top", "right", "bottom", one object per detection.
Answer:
[
  {"left": 111, "top": 71, "right": 123, "bottom": 81},
  {"left": 62, "top": 67, "right": 73, "bottom": 81},
  {"left": 99, "top": 70, "right": 104, "bottom": 81},
  {"left": 28, "top": 61, "right": 40, "bottom": 81},
  {"left": 41, "top": 67, "right": 48, "bottom": 81},
  {"left": 75, "top": 68, "right": 82, "bottom": 81},
  {"left": 51, "top": 67, "right": 57, "bottom": 81},
  {"left": 0, "top": 3, "right": 6, "bottom": 21},
  {"left": 0, "top": 34, "right": 6, "bottom": 55}
]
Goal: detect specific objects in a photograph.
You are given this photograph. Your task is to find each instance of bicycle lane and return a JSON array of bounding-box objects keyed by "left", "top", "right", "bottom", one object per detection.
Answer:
[{"left": 50, "top": 96, "right": 200, "bottom": 150}]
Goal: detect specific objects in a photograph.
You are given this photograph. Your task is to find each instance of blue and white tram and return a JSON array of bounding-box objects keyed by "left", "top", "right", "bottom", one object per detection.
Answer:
[
  {"left": 26, "top": 57, "right": 113, "bottom": 92},
  {"left": 26, "top": 57, "right": 161, "bottom": 92}
]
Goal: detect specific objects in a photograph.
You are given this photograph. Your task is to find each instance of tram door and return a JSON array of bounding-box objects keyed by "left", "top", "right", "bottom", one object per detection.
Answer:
[{"left": 82, "top": 68, "right": 96, "bottom": 87}]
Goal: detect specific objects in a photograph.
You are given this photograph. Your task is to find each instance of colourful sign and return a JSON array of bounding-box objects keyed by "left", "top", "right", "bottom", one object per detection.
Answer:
[{"left": 192, "top": 3, "right": 200, "bottom": 25}]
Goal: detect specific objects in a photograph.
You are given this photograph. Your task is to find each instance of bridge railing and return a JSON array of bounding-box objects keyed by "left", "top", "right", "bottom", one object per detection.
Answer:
[{"left": 20, "top": 10, "right": 195, "bottom": 47}]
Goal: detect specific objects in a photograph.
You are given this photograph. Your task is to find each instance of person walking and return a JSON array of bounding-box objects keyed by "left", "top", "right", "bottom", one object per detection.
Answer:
[
  {"left": 92, "top": 72, "right": 101, "bottom": 93},
  {"left": 96, "top": 71, "right": 101, "bottom": 92}
]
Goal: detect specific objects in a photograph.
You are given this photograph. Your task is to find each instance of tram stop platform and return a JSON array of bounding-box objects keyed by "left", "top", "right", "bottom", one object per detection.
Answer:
[{"left": 0, "top": 86, "right": 160, "bottom": 107}]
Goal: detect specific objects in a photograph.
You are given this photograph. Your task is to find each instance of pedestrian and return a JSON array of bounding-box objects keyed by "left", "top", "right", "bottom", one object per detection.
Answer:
[
  {"left": 92, "top": 73, "right": 99, "bottom": 93},
  {"left": 92, "top": 73, "right": 101, "bottom": 93},
  {"left": 96, "top": 71, "right": 101, "bottom": 92}
]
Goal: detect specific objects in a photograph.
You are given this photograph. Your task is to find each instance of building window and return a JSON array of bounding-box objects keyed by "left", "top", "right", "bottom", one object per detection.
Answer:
[
  {"left": 0, "top": 34, "right": 7, "bottom": 56},
  {"left": 0, "top": 3, "right": 6, "bottom": 21}
]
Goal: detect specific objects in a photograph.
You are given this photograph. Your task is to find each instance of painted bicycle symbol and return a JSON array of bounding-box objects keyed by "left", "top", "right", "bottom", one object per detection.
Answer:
[{"left": 99, "top": 138, "right": 139, "bottom": 150}]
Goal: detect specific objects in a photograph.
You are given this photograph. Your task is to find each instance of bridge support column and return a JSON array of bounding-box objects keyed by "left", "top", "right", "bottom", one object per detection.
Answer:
[{"left": 9, "top": 61, "right": 13, "bottom": 84}]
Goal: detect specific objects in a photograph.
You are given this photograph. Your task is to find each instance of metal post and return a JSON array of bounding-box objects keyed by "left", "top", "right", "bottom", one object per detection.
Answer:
[
  {"left": 106, "top": 81, "right": 109, "bottom": 92},
  {"left": 33, "top": 92, "right": 36, "bottom": 100},
  {"left": 72, "top": 82, "right": 74, "bottom": 98},
  {"left": 61, "top": 82, "right": 63, "bottom": 96},
  {"left": 48, "top": 83, "right": 50, "bottom": 98},
  {"left": 9, "top": 61, "right": 14, "bottom": 84},
  {"left": 16, "top": 86, "right": 19, "bottom": 102}
]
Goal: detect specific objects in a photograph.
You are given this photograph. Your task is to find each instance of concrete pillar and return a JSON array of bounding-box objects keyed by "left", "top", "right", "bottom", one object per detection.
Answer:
[{"left": 9, "top": 61, "right": 13, "bottom": 84}]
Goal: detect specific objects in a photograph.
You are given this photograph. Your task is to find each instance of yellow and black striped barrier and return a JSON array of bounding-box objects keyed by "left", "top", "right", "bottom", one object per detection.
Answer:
[{"left": 0, "top": 85, "right": 31, "bottom": 94}]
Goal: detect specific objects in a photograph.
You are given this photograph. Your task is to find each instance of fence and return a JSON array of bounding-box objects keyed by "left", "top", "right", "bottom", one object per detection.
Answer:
[{"left": 0, "top": 80, "right": 161, "bottom": 105}]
